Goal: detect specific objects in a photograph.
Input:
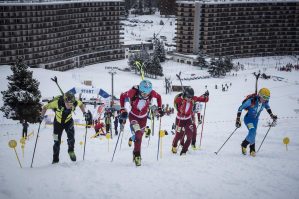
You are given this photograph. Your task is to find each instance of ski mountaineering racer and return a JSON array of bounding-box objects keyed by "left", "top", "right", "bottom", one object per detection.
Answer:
[
  {"left": 119, "top": 80, "right": 163, "bottom": 166},
  {"left": 236, "top": 88, "right": 277, "bottom": 157}
]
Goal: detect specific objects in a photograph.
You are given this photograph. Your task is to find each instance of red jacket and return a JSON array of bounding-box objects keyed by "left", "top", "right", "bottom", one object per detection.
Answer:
[
  {"left": 175, "top": 95, "right": 208, "bottom": 120},
  {"left": 120, "top": 87, "right": 162, "bottom": 118}
]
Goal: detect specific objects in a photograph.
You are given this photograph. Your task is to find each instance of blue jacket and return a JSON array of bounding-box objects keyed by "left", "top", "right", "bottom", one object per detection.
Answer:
[{"left": 238, "top": 96, "right": 270, "bottom": 119}]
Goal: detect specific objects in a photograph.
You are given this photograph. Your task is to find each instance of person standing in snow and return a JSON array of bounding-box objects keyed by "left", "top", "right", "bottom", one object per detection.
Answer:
[
  {"left": 22, "top": 120, "right": 29, "bottom": 139},
  {"left": 119, "top": 80, "right": 163, "bottom": 166},
  {"left": 40, "top": 92, "right": 88, "bottom": 164},
  {"left": 236, "top": 88, "right": 277, "bottom": 157},
  {"left": 172, "top": 87, "right": 209, "bottom": 155},
  {"left": 104, "top": 109, "right": 112, "bottom": 134},
  {"left": 114, "top": 111, "right": 119, "bottom": 136}
]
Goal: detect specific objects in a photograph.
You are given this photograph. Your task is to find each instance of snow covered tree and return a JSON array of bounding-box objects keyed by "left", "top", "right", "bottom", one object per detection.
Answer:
[
  {"left": 223, "top": 56, "right": 234, "bottom": 72},
  {"left": 148, "top": 53, "right": 163, "bottom": 78},
  {"left": 197, "top": 52, "right": 209, "bottom": 68},
  {"left": 154, "top": 39, "right": 166, "bottom": 63},
  {"left": 1, "top": 58, "right": 42, "bottom": 123},
  {"left": 208, "top": 57, "right": 226, "bottom": 78},
  {"left": 152, "top": 54, "right": 163, "bottom": 77},
  {"left": 128, "top": 45, "right": 150, "bottom": 76}
]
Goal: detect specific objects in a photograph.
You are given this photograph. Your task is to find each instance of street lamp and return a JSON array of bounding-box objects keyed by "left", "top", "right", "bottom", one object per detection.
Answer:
[
  {"left": 105, "top": 66, "right": 118, "bottom": 108},
  {"left": 105, "top": 66, "right": 118, "bottom": 138}
]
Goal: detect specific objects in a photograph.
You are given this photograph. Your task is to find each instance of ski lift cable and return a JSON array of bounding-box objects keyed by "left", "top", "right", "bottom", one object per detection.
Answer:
[{"left": 155, "top": 17, "right": 171, "bottom": 39}]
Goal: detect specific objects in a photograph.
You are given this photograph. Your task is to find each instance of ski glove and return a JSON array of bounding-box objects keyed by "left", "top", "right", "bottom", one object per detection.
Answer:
[
  {"left": 235, "top": 117, "right": 241, "bottom": 128},
  {"left": 157, "top": 107, "right": 164, "bottom": 117},
  {"left": 270, "top": 114, "right": 277, "bottom": 121},
  {"left": 198, "top": 119, "right": 202, "bottom": 125},
  {"left": 38, "top": 115, "right": 44, "bottom": 123},
  {"left": 120, "top": 108, "right": 128, "bottom": 120},
  {"left": 83, "top": 112, "right": 90, "bottom": 122},
  {"left": 203, "top": 90, "right": 209, "bottom": 97}
]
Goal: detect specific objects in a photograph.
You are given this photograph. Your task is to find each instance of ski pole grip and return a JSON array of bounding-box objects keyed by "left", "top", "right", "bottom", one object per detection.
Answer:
[{"left": 51, "top": 76, "right": 57, "bottom": 83}]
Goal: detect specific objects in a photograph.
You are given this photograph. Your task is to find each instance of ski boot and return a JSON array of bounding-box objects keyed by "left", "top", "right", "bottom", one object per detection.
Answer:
[
  {"left": 145, "top": 126, "right": 151, "bottom": 138},
  {"left": 133, "top": 153, "right": 141, "bottom": 166},
  {"left": 191, "top": 144, "right": 198, "bottom": 150},
  {"left": 128, "top": 138, "right": 132, "bottom": 147},
  {"left": 241, "top": 146, "right": 247, "bottom": 155},
  {"left": 52, "top": 156, "right": 59, "bottom": 164},
  {"left": 68, "top": 151, "right": 76, "bottom": 161},
  {"left": 180, "top": 150, "right": 186, "bottom": 156},
  {"left": 171, "top": 146, "right": 177, "bottom": 154},
  {"left": 250, "top": 144, "right": 256, "bottom": 157},
  {"left": 241, "top": 139, "right": 249, "bottom": 155}
]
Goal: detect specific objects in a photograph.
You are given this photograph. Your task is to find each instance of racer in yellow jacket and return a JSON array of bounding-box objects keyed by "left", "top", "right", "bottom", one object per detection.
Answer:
[{"left": 40, "top": 92, "right": 87, "bottom": 164}]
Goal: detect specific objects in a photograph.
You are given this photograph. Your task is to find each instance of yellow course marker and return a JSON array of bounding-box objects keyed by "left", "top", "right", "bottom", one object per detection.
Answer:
[
  {"left": 283, "top": 137, "right": 290, "bottom": 151},
  {"left": 8, "top": 140, "right": 22, "bottom": 168}
]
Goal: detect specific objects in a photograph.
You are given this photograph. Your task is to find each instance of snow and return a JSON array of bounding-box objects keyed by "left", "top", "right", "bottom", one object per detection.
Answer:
[
  {"left": 1, "top": 12, "right": 299, "bottom": 199},
  {"left": 1, "top": 55, "right": 299, "bottom": 199},
  {"left": 123, "top": 13, "right": 176, "bottom": 46}
]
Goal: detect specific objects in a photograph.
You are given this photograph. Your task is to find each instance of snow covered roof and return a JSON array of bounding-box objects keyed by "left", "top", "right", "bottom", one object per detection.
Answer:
[
  {"left": 0, "top": 0, "right": 124, "bottom": 5},
  {"left": 123, "top": 41, "right": 152, "bottom": 46},
  {"left": 177, "top": 0, "right": 298, "bottom": 4}
]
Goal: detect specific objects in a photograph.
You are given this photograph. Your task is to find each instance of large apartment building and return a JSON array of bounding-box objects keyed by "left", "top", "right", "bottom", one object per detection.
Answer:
[
  {"left": 0, "top": 0, "right": 125, "bottom": 71},
  {"left": 176, "top": 0, "right": 299, "bottom": 58}
]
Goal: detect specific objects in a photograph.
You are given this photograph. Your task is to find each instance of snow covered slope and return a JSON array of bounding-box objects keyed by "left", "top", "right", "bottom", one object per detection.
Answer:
[{"left": 0, "top": 55, "right": 299, "bottom": 199}]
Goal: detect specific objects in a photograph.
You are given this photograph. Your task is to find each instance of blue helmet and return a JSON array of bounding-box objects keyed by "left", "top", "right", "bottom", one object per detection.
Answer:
[{"left": 139, "top": 80, "right": 152, "bottom": 94}]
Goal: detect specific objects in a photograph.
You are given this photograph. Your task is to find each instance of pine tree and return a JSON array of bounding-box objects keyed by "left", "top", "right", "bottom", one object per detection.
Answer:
[
  {"left": 0, "top": 58, "right": 42, "bottom": 123},
  {"left": 151, "top": 53, "right": 163, "bottom": 78},
  {"left": 207, "top": 57, "right": 226, "bottom": 78},
  {"left": 223, "top": 56, "right": 234, "bottom": 72},
  {"left": 197, "top": 52, "right": 208, "bottom": 68},
  {"left": 154, "top": 40, "right": 166, "bottom": 63}
]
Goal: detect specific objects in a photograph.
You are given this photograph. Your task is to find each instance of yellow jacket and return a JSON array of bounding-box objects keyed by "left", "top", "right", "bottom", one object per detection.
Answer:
[{"left": 43, "top": 96, "right": 83, "bottom": 124}]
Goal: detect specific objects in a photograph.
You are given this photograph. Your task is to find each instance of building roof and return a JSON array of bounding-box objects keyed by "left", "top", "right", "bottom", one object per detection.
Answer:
[
  {"left": 0, "top": 0, "right": 124, "bottom": 5},
  {"left": 177, "top": 0, "right": 298, "bottom": 4}
]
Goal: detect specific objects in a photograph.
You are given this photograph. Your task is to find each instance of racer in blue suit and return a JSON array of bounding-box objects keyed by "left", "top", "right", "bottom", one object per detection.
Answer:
[{"left": 236, "top": 88, "right": 277, "bottom": 157}]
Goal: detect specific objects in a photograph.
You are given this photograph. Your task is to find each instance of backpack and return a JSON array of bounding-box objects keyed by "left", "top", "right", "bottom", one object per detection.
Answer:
[
  {"left": 173, "top": 93, "right": 183, "bottom": 112},
  {"left": 242, "top": 93, "right": 257, "bottom": 110}
]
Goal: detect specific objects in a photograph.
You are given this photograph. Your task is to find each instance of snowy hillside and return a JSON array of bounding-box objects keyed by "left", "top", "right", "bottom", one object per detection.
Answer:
[{"left": 0, "top": 55, "right": 299, "bottom": 199}]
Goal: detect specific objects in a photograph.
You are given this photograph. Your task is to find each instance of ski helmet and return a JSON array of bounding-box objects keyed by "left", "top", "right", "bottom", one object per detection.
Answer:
[
  {"left": 183, "top": 87, "right": 194, "bottom": 98},
  {"left": 258, "top": 88, "right": 270, "bottom": 101},
  {"left": 64, "top": 92, "right": 75, "bottom": 103},
  {"left": 139, "top": 80, "right": 152, "bottom": 94}
]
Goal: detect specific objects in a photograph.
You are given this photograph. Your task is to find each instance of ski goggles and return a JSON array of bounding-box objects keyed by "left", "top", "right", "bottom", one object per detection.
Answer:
[{"left": 259, "top": 94, "right": 270, "bottom": 101}]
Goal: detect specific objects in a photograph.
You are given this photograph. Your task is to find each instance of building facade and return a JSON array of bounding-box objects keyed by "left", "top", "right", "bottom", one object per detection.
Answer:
[
  {"left": 176, "top": 0, "right": 299, "bottom": 58},
  {"left": 160, "top": 0, "right": 176, "bottom": 16},
  {"left": 0, "top": 0, "right": 125, "bottom": 71}
]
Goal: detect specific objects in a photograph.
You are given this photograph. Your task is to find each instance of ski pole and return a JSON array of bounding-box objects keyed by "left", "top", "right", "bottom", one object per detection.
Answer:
[
  {"left": 214, "top": 128, "right": 238, "bottom": 155},
  {"left": 30, "top": 122, "right": 42, "bottom": 168},
  {"left": 119, "top": 124, "right": 125, "bottom": 150},
  {"left": 148, "top": 109, "right": 153, "bottom": 147},
  {"left": 176, "top": 71, "right": 185, "bottom": 93},
  {"left": 51, "top": 76, "right": 64, "bottom": 95},
  {"left": 199, "top": 101, "right": 207, "bottom": 148},
  {"left": 253, "top": 72, "right": 261, "bottom": 94},
  {"left": 111, "top": 126, "right": 123, "bottom": 162},
  {"left": 257, "top": 120, "right": 275, "bottom": 153},
  {"left": 83, "top": 121, "right": 88, "bottom": 160},
  {"left": 157, "top": 117, "right": 162, "bottom": 161}
]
